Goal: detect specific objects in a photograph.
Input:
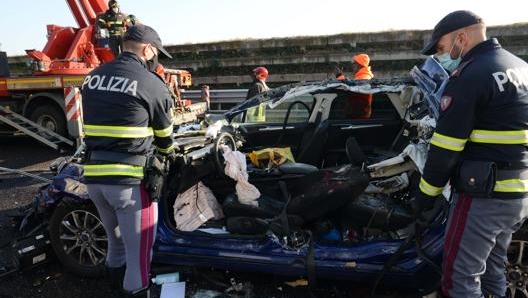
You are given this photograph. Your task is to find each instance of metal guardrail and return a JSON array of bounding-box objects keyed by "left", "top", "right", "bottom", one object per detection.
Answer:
[
  {"left": 181, "top": 89, "right": 248, "bottom": 113},
  {"left": 181, "top": 88, "right": 310, "bottom": 122}
]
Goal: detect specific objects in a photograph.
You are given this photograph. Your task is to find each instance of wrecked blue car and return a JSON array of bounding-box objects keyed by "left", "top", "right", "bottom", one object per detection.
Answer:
[{"left": 13, "top": 57, "right": 528, "bottom": 297}]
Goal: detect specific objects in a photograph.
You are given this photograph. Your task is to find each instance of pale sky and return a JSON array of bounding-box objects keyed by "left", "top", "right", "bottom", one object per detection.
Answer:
[{"left": 1, "top": 0, "right": 527, "bottom": 56}]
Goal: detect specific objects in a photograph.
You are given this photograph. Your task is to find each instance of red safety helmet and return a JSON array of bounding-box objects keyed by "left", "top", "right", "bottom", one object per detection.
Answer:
[{"left": 252, "top": 67, "right": 269, "bottom": 80}]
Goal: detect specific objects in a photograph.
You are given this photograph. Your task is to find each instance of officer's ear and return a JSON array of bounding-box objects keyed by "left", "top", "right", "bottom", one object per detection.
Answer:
[
  {"left": 459, "top": 31, "right": 470, "bottom": 46},
  {"left": 140, "top": 44, "right": 152, "bottom": 60}
]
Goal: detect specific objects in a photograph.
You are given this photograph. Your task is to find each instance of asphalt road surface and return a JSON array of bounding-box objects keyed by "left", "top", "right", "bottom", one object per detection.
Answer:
[{"left": 0, "top": 136, "right": 420, "bottom": 298}]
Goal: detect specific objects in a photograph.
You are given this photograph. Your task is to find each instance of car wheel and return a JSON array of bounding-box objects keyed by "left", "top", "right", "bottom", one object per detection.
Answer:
[
  {"left": 48, "top": 201, "right": 107, "bottom": 277},
  {"left": 506, "top": 223, "right": 528, "bottom": 298}
]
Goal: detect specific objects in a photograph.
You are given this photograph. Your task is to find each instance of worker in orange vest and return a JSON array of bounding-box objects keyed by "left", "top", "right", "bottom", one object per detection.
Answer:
[
  {"left": 351, "top": 53, "right": 374, "bottom": 80},
  {"left": 336, "top": 53, "right": 375, "bottom": 118}
]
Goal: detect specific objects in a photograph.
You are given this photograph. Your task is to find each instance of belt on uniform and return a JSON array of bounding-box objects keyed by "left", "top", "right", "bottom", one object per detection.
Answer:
[
  {"left": 89, "top": 150, "right": 146, "bottom": 166},
  {"left": 496, "top": 161, "right": 528, "bottom": 170},
  {"left": 496, "top": 167, "right": 528, "bottom": 180}
]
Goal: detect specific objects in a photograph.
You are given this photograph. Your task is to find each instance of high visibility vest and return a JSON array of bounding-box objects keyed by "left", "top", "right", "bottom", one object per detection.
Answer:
[{"left": 247, "top": 103, "right": 266, "bottom": 122}]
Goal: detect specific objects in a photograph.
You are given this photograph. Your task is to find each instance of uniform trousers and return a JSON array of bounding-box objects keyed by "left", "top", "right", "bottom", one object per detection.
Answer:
[
  {"left": 87, "top": 183, "right": 157, "bottom": 293},
  {"left": 441, "top": 193, "right": 528, "bottom": 298}
]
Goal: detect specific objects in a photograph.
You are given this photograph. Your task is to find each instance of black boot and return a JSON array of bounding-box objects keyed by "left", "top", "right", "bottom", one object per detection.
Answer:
[
  {"left": 121, "top": 287, "right": 150, "bottom": 298},
  {"left": 106, "top": 265, "right": 126, "bottom": 294}
]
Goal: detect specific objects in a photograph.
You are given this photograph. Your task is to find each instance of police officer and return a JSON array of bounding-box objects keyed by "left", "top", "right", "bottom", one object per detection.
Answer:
[
  {"left": 245, "top": 66, "right": 269, "bottom": 122},
  {"left": 96, "top": 0, "right": 131, "bottom": 57},
  {"left": 412, "top": 10, "right": 528, "bottom": 298},
  {"left": 81, "top": 24, "right": 175, "bottom": 298}
]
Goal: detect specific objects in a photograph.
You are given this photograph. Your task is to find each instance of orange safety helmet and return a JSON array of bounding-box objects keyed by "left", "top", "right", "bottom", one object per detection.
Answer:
[
  {"left": 252, "top": 67, "right": 269, "bottom": 80},
  {"left": 353, "top": 54, "right": 370, "bottom": 67}
]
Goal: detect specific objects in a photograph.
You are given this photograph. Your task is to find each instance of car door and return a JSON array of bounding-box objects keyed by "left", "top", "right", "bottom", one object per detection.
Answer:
[
  {"left": 234, "top": 94, "right": 315, "bottom": 154},
  {"left": 323, "top": 91, "right": 404, "bottom": 165}
]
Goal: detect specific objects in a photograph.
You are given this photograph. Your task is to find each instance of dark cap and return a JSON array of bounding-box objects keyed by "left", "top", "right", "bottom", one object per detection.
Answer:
[
  {"left": 421, "top": 10, "right": 483, "bottom": 55},
  {"left": 123, "top": 24, "right": 173, "bottom": 59}
]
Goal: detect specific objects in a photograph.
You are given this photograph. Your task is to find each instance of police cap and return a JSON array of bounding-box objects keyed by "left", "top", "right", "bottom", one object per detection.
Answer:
[
  {"left": 421, "top": 10, "right": 483, "bottom": 55},
  {"left": 123, "top": 24, "right": 173, "bottom": 59}
]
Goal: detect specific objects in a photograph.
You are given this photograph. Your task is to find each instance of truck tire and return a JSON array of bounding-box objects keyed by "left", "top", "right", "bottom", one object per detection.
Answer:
[
  {"left": 48, "top": 201, "right": 107, "bottom": 277},
  {"left": 30, "top": 105, "right": 67, "bottom": 137}
]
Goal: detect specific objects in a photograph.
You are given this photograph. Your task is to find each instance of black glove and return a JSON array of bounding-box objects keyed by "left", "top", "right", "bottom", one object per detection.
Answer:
[
  {"left": 334, "top": 65, "right": 344, "bottom": 79},
  {"left": 408, "top": 190, "right": 437, "bottom": 218},
  {"left": 159, "top": 149, "right": 177, "bottom": 164},
  {"left": 409, "top": 191, "right": 441, "bottom": 230}
]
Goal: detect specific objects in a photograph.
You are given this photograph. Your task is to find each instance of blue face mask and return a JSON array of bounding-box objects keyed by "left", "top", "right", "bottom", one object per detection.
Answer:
[
  {"left": 436, "top": 53, "right": 461, "bottom": 72},
  {"left": 435, "top": 37, "right": 463, "bottom": 72}
]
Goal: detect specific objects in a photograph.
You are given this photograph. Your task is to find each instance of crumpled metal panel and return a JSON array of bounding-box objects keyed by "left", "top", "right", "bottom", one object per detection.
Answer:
[{"left": 224, "top": 77, "right": 415, "bottom": 121}]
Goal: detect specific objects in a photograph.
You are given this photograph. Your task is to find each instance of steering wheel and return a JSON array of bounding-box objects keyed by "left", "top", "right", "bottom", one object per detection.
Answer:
[
  {"left": 212, "top": 132, "right": 236, "bottom": 176},
  {"left": 273, "top": 100, "right": 311, "bottom": 146}
]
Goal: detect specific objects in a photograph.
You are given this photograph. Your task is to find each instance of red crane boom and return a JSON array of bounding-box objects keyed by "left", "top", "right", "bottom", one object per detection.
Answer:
[{"left": 26, "top": 0, "right": 113, "bottom": 75}]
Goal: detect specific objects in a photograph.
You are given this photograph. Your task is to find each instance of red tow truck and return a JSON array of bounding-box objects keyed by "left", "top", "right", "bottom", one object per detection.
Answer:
[{"left": 0, "top": 0, "right": 195, "bottom": 149}]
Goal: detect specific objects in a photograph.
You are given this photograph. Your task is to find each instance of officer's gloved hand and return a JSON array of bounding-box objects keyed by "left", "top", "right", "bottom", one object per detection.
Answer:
[
  {"left": 162, "top": 149, "right": 178, "bottom": 164},
  {"left": 408, "top": 191, "right": 439, "bottom": 229},
  {"left": 408, "top": 191, "right": 437, "bottom": 218}
]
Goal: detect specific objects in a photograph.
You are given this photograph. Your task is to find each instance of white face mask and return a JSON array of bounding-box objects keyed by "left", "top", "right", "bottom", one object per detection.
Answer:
[
  {"left": 112, "top": 7, "right": 119, "bottom": 14},
  {"left": 436, "top": 37, "right": 464, "bottom": 72}
]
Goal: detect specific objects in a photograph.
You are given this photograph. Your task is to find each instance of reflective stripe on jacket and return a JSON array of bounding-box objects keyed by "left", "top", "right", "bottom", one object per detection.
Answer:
[{"left": 97, "top": 11, "right": 130, "bottom": 35}]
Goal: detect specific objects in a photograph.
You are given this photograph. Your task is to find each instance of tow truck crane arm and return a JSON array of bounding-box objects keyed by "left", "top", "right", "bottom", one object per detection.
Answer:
[{"left": 26, "top": 0, "right": 113, "bottom": 75}]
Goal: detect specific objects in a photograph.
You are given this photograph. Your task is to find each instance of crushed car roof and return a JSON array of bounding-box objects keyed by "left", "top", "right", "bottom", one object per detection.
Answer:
[{"left": 224, "top": 77, "right": 416, "bottom": 122}]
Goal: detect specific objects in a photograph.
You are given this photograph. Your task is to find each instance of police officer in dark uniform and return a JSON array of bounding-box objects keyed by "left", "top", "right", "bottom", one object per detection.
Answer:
[
  {"left": 96, "top": 0, "right": 131, "bottom": 57},
  {"left": 412, "top": 10, "right": 528, "bottom": 298},
  {"left": 81, "top": 24, "right": 175, "bottom": 298}
]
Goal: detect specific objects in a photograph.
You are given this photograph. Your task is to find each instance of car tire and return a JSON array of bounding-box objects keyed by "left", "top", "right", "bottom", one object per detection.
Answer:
[
  {"left": 48, "top": 201, "right": 107, "bottom": 277},
  {"left": 507, "top": 222, "right": 528, "bottom": 297}
]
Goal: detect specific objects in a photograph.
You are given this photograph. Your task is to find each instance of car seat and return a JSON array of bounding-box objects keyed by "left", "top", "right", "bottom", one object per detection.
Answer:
[
  {"left": 295, "top": 105, "right": 330, "bottom": 167},
  {"left": 222, "top": 164, "right": 369, "bottom": 235},
  {"left": 340, "top": 194, "right": 415, "bottom": 231},
  {"left": 295, "top": 120, "right": 329, "bottom": 167},
  {"left": 341, "top": 139, "right": 417, "bottom": 231},
  {"left": 345, "top": 137, "right": 368, "bottom": 166}
]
